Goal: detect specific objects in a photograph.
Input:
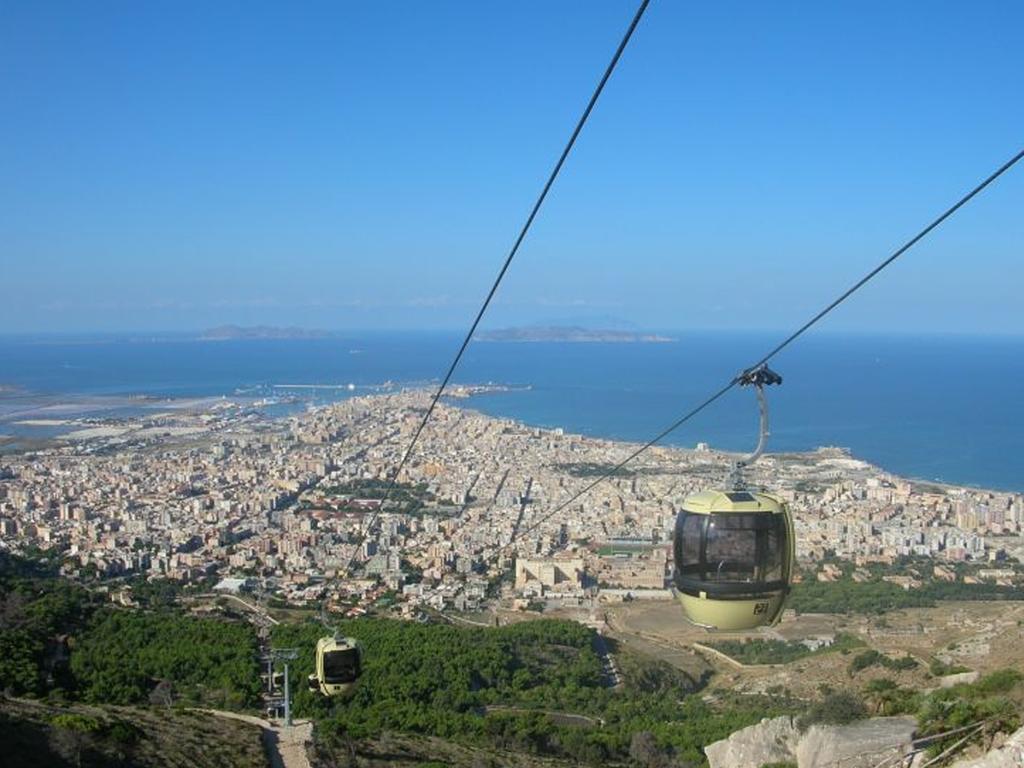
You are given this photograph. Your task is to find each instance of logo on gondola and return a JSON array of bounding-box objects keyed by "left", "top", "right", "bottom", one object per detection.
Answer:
[{"left": 753, "top": 601, "right": 769, "bottom": 615}]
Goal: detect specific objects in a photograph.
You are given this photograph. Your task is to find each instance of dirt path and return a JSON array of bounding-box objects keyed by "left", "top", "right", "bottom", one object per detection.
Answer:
[
  {"left": 196, "top": 709, "right": 312, "bottom": 768},
  {"left": 605, "top": 611, "right": 711, "bottom": 674},
  {"left": 481, "top": 705, "right": 603, "bottom": 727},
  {"left": 192, "top": 593, "right": 280, "bottom": 625},
  {"left": 592, "top": 631, "right": 623, "bottom": 687},
  {"left": 268, "top": 720, "right": 314, "bottom": 768}
]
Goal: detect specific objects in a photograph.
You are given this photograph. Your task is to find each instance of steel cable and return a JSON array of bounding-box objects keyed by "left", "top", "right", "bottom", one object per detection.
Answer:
[
  {"left": 337, "top": 0, "right": 653, "bottom": 578},
  {"left": 511, "top": 147, "right": 1024, "bottom": 545}
]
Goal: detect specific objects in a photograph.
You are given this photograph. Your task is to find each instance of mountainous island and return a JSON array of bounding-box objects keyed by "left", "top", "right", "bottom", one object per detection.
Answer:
[
  {"left": 199, "top": 325, "right": 331, "bottom": 341},
  {"left": 474, "top": 325, "right": 676, "bottom": 343}
]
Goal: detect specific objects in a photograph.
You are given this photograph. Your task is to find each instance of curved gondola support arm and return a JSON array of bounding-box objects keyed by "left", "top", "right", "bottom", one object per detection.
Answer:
[{"left": 728, "top": 365, "right": 782, "bottom": 490}]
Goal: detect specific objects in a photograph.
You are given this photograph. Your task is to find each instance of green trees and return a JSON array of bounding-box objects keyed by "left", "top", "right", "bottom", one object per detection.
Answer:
[
  {"left": 274, "top": 618, "right": 607, "bottom": 725},
  {"left": 0, "top": 554, "right": 262, "bottom": 708},
  {"left": 862, "top": 678, "right": 920, "bottom": 715},
  {"left": 0, "top": 556, "right": 91, "bottom": 696},
  {"left": 789, "top": 579, "right": 933, "bottom": 615},
  {"left": 789, "top": 562, "right": 1024, "bottom": 616},
  {"left": 318, "top": 479, "right": 448, "bottom": 515},
  {"left": 928, "top": 658, "right": 969, "bottom": 677},
  {"left": 850, "top": 668, "right": 1024, "bottom": 758},
  {"left": 914, "top": 669, "right": 1023, "bottom": 757},
  {"left": 708, "top": 633, "right": 862, "bottom": 666},
  {"left": 848, "top": 650, "right": 918, "bottom": 676},
  {"left": 276, "top": 617, "right": 794, "bottom": 766},
  {"left": 796, "top": 691, "right": 868, "bottom": 731},
  {"left": 71, "top": 611, "right": 261, "bottom": 707}
]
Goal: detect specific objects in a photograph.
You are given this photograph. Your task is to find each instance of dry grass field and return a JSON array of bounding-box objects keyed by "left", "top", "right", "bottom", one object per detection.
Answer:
[{"left": 598, "top": 599, "right": 1024, "bottom": 700}]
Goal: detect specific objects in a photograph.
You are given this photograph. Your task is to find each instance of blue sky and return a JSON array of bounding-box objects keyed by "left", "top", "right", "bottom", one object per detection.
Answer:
[{"left": 1, "top": 1, "right": 1022, "bottom": 334}]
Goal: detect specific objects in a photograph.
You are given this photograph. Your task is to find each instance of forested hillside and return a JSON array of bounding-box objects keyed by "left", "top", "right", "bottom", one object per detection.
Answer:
[
  {"left": 71, "top": 611, "right": 261, "bottom": 709},
  {"left": 0, "top": 697, "right": 267, "bottom": 768},
  {"left": 2, "top": 552, "right": 793, "bottom": 765},
  {"left": 0, "top": 552, "right": 262, "bottom": 709},
  {"left": 6, "top": 550, "right": 1022, "bottom": 766},
  {"left": 271, "top": 619, "right": 790, "bottom": 765}
]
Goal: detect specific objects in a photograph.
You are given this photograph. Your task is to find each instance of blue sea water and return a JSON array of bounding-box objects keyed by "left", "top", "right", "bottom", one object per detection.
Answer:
[{"left": 0, "top": 331, "right": 1021, "bottom": 492}]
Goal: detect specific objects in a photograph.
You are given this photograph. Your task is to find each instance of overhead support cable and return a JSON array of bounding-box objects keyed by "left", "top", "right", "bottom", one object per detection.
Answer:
[
  {"left": 511, "top": 147, "right": 1024, "bottom": 544},
  {"left": 339, "top": 0, "right": 653, "bottom": 577}
]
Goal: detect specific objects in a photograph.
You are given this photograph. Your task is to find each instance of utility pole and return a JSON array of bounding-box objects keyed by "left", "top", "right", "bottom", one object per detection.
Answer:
[{"left": 283, "top": 661, "right": 291, "bottom": 726}]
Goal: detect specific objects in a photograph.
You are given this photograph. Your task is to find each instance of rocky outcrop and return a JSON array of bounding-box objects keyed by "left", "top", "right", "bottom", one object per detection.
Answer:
[
  {"left": 705, "top": 716, "right": 918, "bottom": 768},
  {"left": 705, "top": 716, "right": 800, "bottom": 768},
  {"left": 797, "top": 717, "right": 917, "bottom": 768},
  {"left": 937, "top": 671, "right": 980, "bottom": 688},
  {"left": 946, "top": 724, "right": 1024, "bottom": 768}
]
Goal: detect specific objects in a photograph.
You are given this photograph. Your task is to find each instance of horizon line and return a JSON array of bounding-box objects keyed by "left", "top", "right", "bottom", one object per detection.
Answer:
[{"left": 1, "top": 326, "right": 1023, "bottom": 340}]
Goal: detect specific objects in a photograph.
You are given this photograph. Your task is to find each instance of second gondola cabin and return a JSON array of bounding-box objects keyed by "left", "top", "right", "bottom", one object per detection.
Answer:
[
  {"left": 308, "top": 635, "right": 361, "bottom": 697},
  {"left": 673, "top": 489, "right": 794, "bottom": 631}
]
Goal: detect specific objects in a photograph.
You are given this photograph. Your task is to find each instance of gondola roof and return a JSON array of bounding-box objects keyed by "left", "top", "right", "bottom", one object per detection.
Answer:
[{"left": 679, "top": 489, "right": 785, "bottom": 514}]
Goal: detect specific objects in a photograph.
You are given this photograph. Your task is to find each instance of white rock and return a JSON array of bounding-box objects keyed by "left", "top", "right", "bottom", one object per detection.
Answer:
[
  {"left": 796, "top": 717, "right": 917, "bottom": 768},
  {"left": 705, "top": 716, "right": 800, "bottom": 768},
  {"left": 947, "top": 724, "right": 1024, "bottom": 768},
  {"left": 938, "top": 671, "right": 981, "bottom": 688}
]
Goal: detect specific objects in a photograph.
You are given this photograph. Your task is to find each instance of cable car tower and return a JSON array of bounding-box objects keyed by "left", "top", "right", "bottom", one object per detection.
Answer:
[
  {"left": 264, "top": 647, "right": 299, "bottom": 725},
  {"left": 672, "top": 365, "right": 795, "bottom": 631}
]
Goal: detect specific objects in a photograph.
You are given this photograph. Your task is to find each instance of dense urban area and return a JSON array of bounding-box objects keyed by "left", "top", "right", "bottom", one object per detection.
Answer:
[{"left": 2, "top": 389, "right": 1022, "bottom": 611}]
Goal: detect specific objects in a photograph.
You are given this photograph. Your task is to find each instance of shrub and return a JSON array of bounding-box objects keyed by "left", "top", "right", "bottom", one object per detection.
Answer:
[
  {"left": 973, "top": 668, "right": 1023, "bottom": 695},
  {"left": 849, "top": 650, "right": 882, "bottom": 675},
  {"left": 889, "top": 655, "right": 918, "bottom": 671},
  {"left": 929, "top": 658, "right": 969, "bottom": 677},
  {"left": 849, "top": 649, "right": 917, "bottom": 675},
  {"left": 106, "top": 720, "right": 142, "bottom": 744},
  {"left": 797, "top": 691, "right": 867, "bottom": 731},
  {"left": 50, "top": 713, "right": 100, "bottom": 733}
]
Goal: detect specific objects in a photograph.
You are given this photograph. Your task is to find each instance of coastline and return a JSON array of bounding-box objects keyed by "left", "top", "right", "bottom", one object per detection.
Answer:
[
  {"left": 1, "top": 383, "right": 1019, "bottom": 498},
  {"left": 1, "top": 328, "right": 1022, "bottom": 492}
]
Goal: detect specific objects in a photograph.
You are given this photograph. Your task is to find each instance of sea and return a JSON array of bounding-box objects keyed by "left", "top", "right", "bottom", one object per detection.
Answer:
[{"left": 0, "top": 331, "right": 1021, "bottom": 493}]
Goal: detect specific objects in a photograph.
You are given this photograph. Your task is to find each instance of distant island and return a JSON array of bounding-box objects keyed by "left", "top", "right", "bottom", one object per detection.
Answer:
[
  {"left": 474, "top": 325, "right": 676, "bottom": 343},
  {"left": 199, "top": 325, "right": 330, "bottom": 341}
]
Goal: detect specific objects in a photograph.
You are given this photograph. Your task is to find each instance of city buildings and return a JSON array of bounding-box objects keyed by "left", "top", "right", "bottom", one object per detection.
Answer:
[{"left": 1, "top": 390, "right": 1020, "bottom": 611}]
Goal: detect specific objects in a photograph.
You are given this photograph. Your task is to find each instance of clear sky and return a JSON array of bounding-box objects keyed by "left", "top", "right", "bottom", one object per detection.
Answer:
[{"left": 2, "top": 1, "right": 1022, "bottom": 335}]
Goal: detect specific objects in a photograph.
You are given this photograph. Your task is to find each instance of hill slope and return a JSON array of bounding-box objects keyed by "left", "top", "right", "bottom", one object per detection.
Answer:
[{"left": 0, "top": 697, "right": 267, "bottom": 768}]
